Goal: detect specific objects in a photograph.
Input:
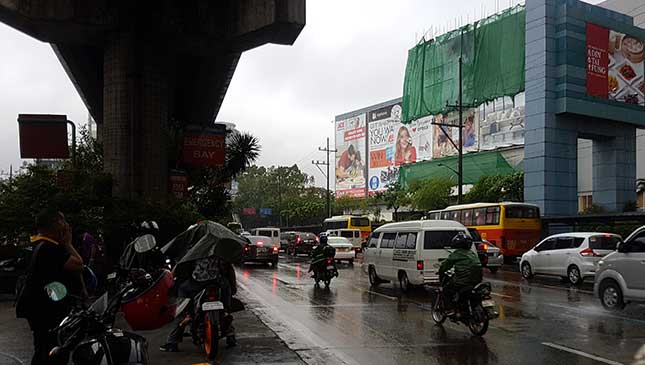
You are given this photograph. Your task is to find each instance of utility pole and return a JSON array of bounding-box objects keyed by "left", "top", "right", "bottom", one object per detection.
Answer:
[
  {"left": 312, "top": 137, "right": 337, "bottom": 218},
  {"left": 435, "top": 56, "right": 476, "bottom": 204}
]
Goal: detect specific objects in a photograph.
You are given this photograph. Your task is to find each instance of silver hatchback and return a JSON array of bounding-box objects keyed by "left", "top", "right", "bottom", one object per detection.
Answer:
[{"left": 594, "top": 226, "right": 645, "bottom": 311}]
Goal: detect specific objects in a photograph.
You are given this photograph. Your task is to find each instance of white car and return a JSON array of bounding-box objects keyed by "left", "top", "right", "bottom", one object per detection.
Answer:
[
  {"left": 327, "top": 236, "right": 355, "bottom": 264},
  {"left": 520, "top": 232, "right": 621, "bottom": 285}
]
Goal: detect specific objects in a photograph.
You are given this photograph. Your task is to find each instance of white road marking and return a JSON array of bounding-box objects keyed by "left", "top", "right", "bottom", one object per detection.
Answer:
[{"left": 542, "top": 342, "right": 624, "bottom": 365}]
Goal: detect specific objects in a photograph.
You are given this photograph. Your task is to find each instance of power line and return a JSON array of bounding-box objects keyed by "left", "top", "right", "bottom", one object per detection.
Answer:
[{"left": 312, "top": 138, "right": 337, "bottom": 218}]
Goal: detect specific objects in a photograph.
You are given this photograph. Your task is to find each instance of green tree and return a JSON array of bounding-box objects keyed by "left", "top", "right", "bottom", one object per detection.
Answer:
[
  {"left": 234, "top": 164, "right": 319, "bottom": 227},
  {"left": 410, "top": 177, "right": 453, "bottom": 212},
  {"left": 465, "top": 172, "right": 524, "bottom": 203},
  {"left": 375, "top": 182, "right": 411, "bottom": 221}
]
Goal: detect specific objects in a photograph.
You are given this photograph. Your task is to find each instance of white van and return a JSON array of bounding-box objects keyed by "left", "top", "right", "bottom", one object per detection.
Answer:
[
  {"left": 364, "top": 220, "right": 476, "bottom": 292},
  {"left": 252, "top": 228, "right": 281, "bottom": 248},
  {"left": 326, "top": 229, "right": 362, "bottom": 252}
]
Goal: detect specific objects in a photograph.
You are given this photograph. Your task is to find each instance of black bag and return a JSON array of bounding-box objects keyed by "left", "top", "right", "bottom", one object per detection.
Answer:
[{"left": 15, "top": 242, "right": 44, "bottom": 319}]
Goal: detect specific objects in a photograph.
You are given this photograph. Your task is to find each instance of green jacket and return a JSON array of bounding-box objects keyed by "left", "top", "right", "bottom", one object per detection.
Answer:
[{"left": 437, "top": 248, "right": 482, "bottom": 287}]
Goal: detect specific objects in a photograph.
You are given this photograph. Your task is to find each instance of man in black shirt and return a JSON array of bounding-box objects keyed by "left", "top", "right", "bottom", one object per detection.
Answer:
[{"left": 18, "top": 208, "right": 83, "bottom": 365}]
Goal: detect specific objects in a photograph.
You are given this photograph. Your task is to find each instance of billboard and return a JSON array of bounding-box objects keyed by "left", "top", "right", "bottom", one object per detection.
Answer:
[
  {"left": 18, "top": 114, "right": 69, "bottom": 159},
  {"left": 367, "top": 103, "right": 433, "bottom": 194},
  {"left": 335, "top": 113, "right": 366, "bottom": 197},
  {"left": 479, "top": 94, "right": 525, "bottom": 150},
  {"left": 432, "top": 108, "right": 479, "bottom": 159},
  {"left": 586, "top": 23, "right": 644, "bottom": 106}
]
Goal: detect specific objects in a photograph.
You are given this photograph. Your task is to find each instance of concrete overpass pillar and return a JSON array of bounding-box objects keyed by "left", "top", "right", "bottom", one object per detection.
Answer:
[
  {"left": 103, "top": 33, "right": 169, "bottom": 199},
  {"left": 592, "top": 127, "right": 636, "bottom": 212}
]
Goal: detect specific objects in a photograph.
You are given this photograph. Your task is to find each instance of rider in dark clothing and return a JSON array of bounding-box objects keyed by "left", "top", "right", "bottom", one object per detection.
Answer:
[
  {"left": 309, "top": 235, "right": 336, "bottom": 276},
  {"left": 437, "top": 232, "right": 483, "bottom": 313}
]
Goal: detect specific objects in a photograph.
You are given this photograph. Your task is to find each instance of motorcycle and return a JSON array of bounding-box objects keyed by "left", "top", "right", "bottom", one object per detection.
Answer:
[
  {"left": 431, "top": 271, "right": 499, "bottom": 336},
  {"left": 45, "top": 269, "right": 152, "bottom": 364},
  {"left": 185, "top": 277, "right": 237, "bottom": 360},
  {"left": 312, "top": 257, "right": 338, "bottom": 287},
  {"left": 105, "top": 234, "right": 177, "bottom": 331}
]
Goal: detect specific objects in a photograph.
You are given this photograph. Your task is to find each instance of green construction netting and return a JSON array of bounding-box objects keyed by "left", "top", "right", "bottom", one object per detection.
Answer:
[
  {"left": 398, "top": 150, "right": 517, "bottom": 188},
  {"left": 401, "top": 6, "right": 525, "bottom": 123}
]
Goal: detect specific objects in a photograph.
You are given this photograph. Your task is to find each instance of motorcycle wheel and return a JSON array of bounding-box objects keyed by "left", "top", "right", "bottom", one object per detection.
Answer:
[
  {"left": 204, "top": 312, "right": 220, "bottom": 360},
  {"left": 431, "top": 296, "right": 446, "bottom": 324},
  {"left": 467, "top": 304, "right": 489, "bottom": 336}
]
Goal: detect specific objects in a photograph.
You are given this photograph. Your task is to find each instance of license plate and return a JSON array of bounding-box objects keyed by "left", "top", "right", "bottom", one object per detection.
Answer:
[
  {"left": 257, "top": 247, "right": 267, "bottom": 254},
  {"left": 326, "top": 265, "right": 335, "bottom": 270},
  {"left": 202, "top": 301, "right": 224, "bottom": 311},
  {"left": 107, "top": 272, "right": 117, "bottom": 280},
  {"left": 482, "top": 299, "right": 495, "bottom": 307}
]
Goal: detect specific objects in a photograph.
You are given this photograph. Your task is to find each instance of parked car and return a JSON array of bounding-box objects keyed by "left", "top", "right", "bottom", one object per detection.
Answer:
[
  {"left": 364, "top": 220, "right": 476, "bottom": 292},
  {"left": 595, "top": 226, "right": 645, "bottom": 311},
  {"left": 241, "top": 235, "right": 279, "bottom": 267},
  {"left": 520, "top": 232, "right": 621, "bottom": 285},
  {"left": 281, "top": 231, "right": 318, "bottom": 256},
  {"left": 251, "top": 228, "right": 281, "bottom": 248},
  {"left": 327, "top": 236, "right": 354, "bottom": 264},
  {"left": 468, "top": 228, "right": 503, "bottom": 273},
  {"left": 326, "top": 229, "right": 362, "bottom": 253}
]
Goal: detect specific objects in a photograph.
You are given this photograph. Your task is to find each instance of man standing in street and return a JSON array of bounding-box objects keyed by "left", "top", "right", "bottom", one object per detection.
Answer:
[{"left": 16, "top": 208, "right": 83, "bottom": 364}]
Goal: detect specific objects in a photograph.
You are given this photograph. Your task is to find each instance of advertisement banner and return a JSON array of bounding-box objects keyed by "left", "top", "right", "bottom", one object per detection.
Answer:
[
  {"left": 586, "top": 23, "right": 645, "bottom": 106},
  {"left": 18, "top": 114, "right": 69, "bottom": 159},
  {"left": 335, "top": 114, "right": 367, "bottom": 197},
  {"left": 169, "top": 170, "right": 188, "bottom": 199},
  {"left": 432, "top": 109, "right": 479, "bottom": 159},
  {"left": 242, "top": 208, "right": 256, "bottom": 216},
  {"left": 182, "top": 131, "right": 226, "bottom": 167},
  {"left": 367, "top": 103, "right": 433, "bottom": 194},
  {"left": 479, "top": 94, "right": 525, "bottom": 150}
]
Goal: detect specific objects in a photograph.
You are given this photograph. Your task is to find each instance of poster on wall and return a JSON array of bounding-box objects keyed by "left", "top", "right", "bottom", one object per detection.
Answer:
[
  {"left": 432, "top": 109, "right": 479, "bottom": 159},
  {"left": 367, "top": 104, "right": 433, "bottom": 194},
  {"left": 479, "top": 94, "right": 525, "bottom": 150},
  {"left": 586, "top": 23, "right": 644, "bottom": 106},
  {"left": 335, "top": 114, "right": 367, "bottom": 197}
]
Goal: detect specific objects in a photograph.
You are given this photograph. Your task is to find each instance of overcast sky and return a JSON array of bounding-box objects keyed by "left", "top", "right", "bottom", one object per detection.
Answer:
[{"left": 0, "top": 0, "right": 603, "bottom": 185}]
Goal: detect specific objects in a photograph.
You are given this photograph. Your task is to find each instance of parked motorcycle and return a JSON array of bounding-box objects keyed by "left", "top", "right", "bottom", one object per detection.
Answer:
[
  {"left": 431, "top": 271, "right": 499, "bottom": 336},
  {"left": 187, "top": 278, "right": 237, "bottom": 360},
  {"left": 45, "top": 270, "right": 152, "bottom": 364},
  {"left": 312, "top": 257, "right": 338, "bottom": 287}
]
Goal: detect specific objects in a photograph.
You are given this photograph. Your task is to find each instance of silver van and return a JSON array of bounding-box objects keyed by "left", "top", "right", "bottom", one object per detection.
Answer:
[
  {"left": 594, "top": 225, "right": 645, "bottom": 311},
  {"left": 364, "top": 220, "right": 475, "bottom": 292}
]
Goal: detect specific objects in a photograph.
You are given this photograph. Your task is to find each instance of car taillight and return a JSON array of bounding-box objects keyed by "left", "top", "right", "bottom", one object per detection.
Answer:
[
  {"left": 273, "top": 246, "right": 279, "bottom": 253},
  {"left": 580, "top": 248, "right": 599, "bottom": 257},
  {"left": 296, "top": 236, "right": 302, "bottom": 245},
  {"left": 244, "top": 244, "right": 250, "bottom": 252},
  {"left": 327, "top": 258, "right": 333, "bottom": 264},
  {"left": 315, "top": 236, "right": 320, "bottom": 242},
  {"left": 207, "top": 287, "right": 218, "bottom": 301},
  {"left": 417, "top": 260, "right": 424, "bottom": 270},
  {"left": 477, "top": 243, "right": 489, "bottom": 251},
  {"left": 257, "top": 241, "right": 264, "bottom": 246}
]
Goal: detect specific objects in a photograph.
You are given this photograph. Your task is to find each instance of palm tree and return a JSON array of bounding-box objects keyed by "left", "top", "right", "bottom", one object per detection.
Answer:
[{"left": 225, "top": 132, "right": 261, "bottom": 178}]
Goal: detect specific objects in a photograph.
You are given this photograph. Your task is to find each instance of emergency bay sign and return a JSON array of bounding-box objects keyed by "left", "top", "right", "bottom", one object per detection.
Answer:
[{"left": 182, "top": 129, "right": 225, "bottom": 167}]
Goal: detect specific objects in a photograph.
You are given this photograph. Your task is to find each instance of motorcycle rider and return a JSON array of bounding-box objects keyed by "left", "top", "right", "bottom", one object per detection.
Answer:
[
  {"left": 309, "top": 235, "right": 336, "bottom": 278},
  {"left": 160, "top": 256, "right": 236, "bottom": 352},
  {"left": 437, "top": 232, "right": 483, "bottom": 315}
]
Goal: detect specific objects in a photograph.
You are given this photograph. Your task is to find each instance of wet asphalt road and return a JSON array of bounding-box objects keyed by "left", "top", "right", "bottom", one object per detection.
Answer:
[{"left": 237, "top": 253, "right": 645, "bottom": 365}]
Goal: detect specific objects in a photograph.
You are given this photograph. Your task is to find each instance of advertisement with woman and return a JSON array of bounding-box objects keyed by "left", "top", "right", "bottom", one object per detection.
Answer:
[
  {"left": 432, "top": 109, "right": 479, "bottom": 159},
  {"left": 335, "top": 114, "right": 367, "bottom": 197},
  {"left": 367, "top": 102, "right": 432, "bottom": 194}
]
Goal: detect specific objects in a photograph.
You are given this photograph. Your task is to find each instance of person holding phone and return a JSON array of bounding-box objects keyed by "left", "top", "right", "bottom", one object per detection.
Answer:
[{"left": 395, "top": 126, "right": 417, "bottom": 166}]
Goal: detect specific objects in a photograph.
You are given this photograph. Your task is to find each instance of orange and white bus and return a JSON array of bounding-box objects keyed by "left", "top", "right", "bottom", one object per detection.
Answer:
[
  {"left": 428, "top": 202, "right": 541, "bottom": 258},
  {"left": 322, "top": 215, "right": 372, "bottom": 242}
]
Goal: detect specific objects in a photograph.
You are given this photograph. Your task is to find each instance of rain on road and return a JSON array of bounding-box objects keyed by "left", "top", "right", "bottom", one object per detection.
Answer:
[{"left": 236, "top": 253, "right": 645, "bottom": 365}]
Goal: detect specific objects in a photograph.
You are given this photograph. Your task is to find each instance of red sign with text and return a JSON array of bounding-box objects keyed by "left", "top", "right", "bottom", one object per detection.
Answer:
[
  {"left": 182, "top": 132, "right": 225, "bottom": 167},
  {"left": 586, "top": 23, "right": 609, "bottom": 98},
  {"left": 369, "top": 149, "right": 389, "bottom": 168},
  {"left": 169, "top": 173, "right": 188, "bottom": 199}
]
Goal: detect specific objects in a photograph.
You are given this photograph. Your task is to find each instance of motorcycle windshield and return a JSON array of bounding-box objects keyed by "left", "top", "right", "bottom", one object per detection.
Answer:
[{"left": 90, "top": 292, "right": 109, "bottom": 314}]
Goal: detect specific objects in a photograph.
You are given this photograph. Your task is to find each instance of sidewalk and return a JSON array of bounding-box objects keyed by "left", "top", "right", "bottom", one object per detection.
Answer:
[{"left": 0, "top": 293, "right": 305, "bottom": 365}]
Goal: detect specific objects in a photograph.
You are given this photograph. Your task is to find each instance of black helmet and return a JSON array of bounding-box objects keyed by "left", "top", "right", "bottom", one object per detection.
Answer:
[
  {"left": 451, "top": 232, "right": 472, "bottom": 249},
  {"left": 319, "top": 235, "right": 328, "bottom": 245}
]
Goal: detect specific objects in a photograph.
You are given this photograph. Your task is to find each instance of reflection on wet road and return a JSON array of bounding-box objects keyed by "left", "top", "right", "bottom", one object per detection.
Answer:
[{"left": 236, "top": 254, "right": 645, "bottom": 365}]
